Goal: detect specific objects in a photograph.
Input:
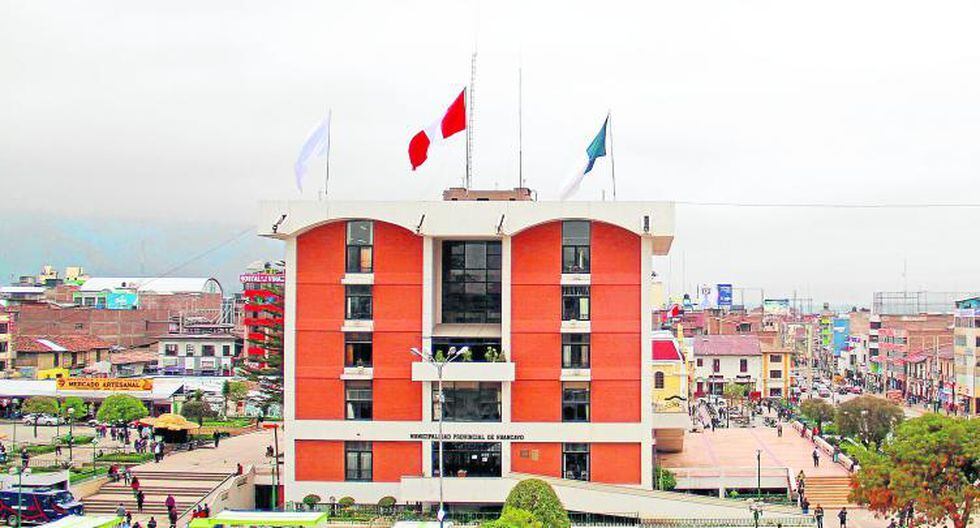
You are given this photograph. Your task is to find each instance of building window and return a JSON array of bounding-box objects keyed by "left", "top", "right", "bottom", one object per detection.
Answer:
[
  {"left": 0, "top": 323, "right": 7, "bottom": 334},
  {"left": 563, "top": 443, "right": 589, "bottom": 481},
  {"left": 432, "top": 442, "right": 501, "bottom": 478},
  {"left": 562, "top": 382, "right": 590, "bottom": 422},
  {"left": 769, "top": 388, "right": 783, "bottom": 398},
  {"left": 202, "top": 345, "right": 215, "bottom": 357},
  {"left": 345, "top": 441, "right": 372, "bottom": 481},
  {"left": 53, "top": 353, "right": 60, "bottom": 367},
  {"left": 739, "top": 359, "right": 748, "bottom": 372},
  {"left": 185, "top": 344, "right": 195, "bottom": 356},
  {"left": 222, "top": 345, "right": 232, "bottom": 356},
  {"left": 433, "top": 382, "right": 501, "bottom": 422},
  {"left": 442, "top": 241, "right": 501, "bottom": 323},
  {"left": 696, "top": 358, "right": 703, "bottom": 367},
  {"left": 562, "top": 221, "right": 590, "bottom": 273},
  {"left": 562, "top": 334, "right": 590, "bottom": 368},
  {"left": 346, "top": 221, "right": 374, "bottom": 273},
  {"left": 654, "top": 371, "right": 665, "bottom": 389},
  {"left": 712, "top": 359, "right": 720, "bottom": 373},
  {"left": 769, "top": 354, "right": 781, "bottom": 363},
  {"left": 0, "top": 342, "right": 6, "bottom": 354},
  {"left": 164, "top": 344, "right": 178, "bottom": 357},
  {"left": 561, "top": 286, "right": 590, "bottom": 321},
  {"left": 345, "top": 381, "right": 373, "bottom": 420},
  {"left": 74, "top": 323, "right": 84, "bottom": 330},
  {"left": 345, "top": 333, "right": 373, "bottom": 367},
  {"left": 770, "top": 369, "right": 782, "bottom": 379},
  {"left": 345, "top": 285, "right": 373, "bottom": 320}
]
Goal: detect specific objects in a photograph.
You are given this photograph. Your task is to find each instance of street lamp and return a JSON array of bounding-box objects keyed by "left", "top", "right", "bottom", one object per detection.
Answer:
[
  {"left": 67, "top": 407, "right": 74, "bottom": 467},
  {"left": 756, "top": 449, "right": 762, "bottom": 498},
  {"left": 409, "top": 345, "right": 469, "bottom": 528},
  {"left": 8, "top": 466, "right": 31, "bottom": 527}
]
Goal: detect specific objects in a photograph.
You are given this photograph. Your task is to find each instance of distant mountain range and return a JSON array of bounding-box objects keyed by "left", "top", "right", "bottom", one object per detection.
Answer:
[{"left": 0, "top": 215, "right": 283, "bottom": 295}]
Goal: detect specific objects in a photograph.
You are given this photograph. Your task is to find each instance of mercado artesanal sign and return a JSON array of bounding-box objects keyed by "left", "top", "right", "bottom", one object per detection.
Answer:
[{"left": 56, "top": 377, "right": 154, "bottom": 392}]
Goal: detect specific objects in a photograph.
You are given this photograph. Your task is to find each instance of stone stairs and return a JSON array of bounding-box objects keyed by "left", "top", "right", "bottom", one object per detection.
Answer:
[
  {"left": 804, "top": 476, "right": 854, "bottom": 508},
  {"left": 82, "top": 470, "right": 231, "bottom": 516}
]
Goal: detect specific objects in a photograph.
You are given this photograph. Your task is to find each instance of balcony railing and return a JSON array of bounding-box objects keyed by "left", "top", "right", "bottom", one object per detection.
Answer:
[{"left": 411, "top": 361, "right": 515, "bottom": 382}]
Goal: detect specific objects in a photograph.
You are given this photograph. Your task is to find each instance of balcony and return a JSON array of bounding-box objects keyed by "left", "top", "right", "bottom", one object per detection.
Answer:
[{"left": 411, "top": 361, "right": 515, "bottom": 382}]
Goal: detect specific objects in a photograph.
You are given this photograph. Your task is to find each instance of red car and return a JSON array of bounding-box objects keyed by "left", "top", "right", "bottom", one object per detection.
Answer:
[{"left": 848, "top": 386, "right": 863, "bottom": 394}]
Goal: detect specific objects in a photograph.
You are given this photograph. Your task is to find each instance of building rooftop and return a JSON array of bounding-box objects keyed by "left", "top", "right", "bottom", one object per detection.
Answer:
[
  {"left": 79, "top": 277, "right": 221, "bottom": 295},
  {"left": 14, "top": 335, "right": 113, "bottom": 353},
  {"left": 652, "top": 337, "right": 683, "bottom": 361},
  {"left": 692, "top": 335, "right": 762, "bottom": 356},
  {"left": 257, "top": 199, "right": 675, "bottom": 255},
  {"left": 110, "top": 349, "right": 159, "bottom": 365}
]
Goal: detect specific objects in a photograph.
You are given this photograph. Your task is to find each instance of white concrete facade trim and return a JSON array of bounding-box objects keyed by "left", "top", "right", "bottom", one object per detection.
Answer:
[
  {"left": 290, "top": 419, "right": 648, "bottom": 443},
  {"left": 560, "top": 274, "right": 591, "bottom": 286},
  {"left": 341, "top": 367, "right": 374, "bottom": 380},
  {"left": 411, "top": 361, "right": 515, "bottom": 382},
  {"left": 560, "top": 368, "right": 591, "bottom": 381},
  {"left": 341, "top": 273, "right": 374, "bottom": 285},
  {"left": 341, "top": 320, "right": 374, "bottom": 332},
  {"left": 560, "top": 320, "right": 591, "bottom": 333}
]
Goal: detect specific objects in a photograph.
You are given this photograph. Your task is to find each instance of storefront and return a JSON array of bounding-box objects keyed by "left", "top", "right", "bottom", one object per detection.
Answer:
[{"left": 431, "top": 442, "right": 502, "bottom": 478}]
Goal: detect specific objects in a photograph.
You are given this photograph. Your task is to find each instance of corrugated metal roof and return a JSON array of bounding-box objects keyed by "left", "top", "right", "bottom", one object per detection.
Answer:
[
  {"left": 79, "top": 277, "right": 221, "bottom": 294},
  {"left": 693, "top": 335, "right": 762, "bottom": 356}
]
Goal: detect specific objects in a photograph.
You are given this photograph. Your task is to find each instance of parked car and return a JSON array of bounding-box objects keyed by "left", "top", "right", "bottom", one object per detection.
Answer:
[
  {"left": 21, "top": 414, "right": 60, "bottom": 426},
  {"left": 849, "top": 386, "right": 863, "bottom": 394},
  {"left": 817, "top": 388, "right": 832, "bottom": 398},
  {"left": 0, "top": 487, "right": 83, "bottom": 525}
]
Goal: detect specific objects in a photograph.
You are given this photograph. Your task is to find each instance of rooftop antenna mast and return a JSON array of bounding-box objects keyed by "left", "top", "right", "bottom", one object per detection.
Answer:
[{"left": 518, "top": 65, "right": 523, "bottom": 190}]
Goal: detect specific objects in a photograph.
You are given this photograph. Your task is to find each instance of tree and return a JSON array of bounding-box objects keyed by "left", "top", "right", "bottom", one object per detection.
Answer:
[
  {"left": 835, "top": 396, "right": 904, "bottom": 446},
  {"left": 96, "top": 394, "right": 148, "bottom": 423},
  {"left": 59, "top": 397, "right": 86, "bottom": 420},
  {"left": 180, "top": 400, "right": 217, "bottom": 426},
  {"left": 22, "top": 396, "right": 59, "bottom": 416},
  {"left": 503, "top": 479, "right": 570, "bottom": 528},
  {"left": 654, "top": 467, "right": 677, "bottom": 491},
  {"left": 302, "top": 494, "right": 321, "bottom": 511},
  {"left": 851, "top": 414, "right": 980, "bottom": 528},
  {"left": 222, "top": 381, "right": 250, "bottom": 417},
  {"left": 800, "top": 398, "right": 835, "bottom": 431},
  {"left": 238, "top": 269, "right": 284, "bottom": 418},
  {"left": 481, "top": 507, "right": 543, "bottom": 528}
]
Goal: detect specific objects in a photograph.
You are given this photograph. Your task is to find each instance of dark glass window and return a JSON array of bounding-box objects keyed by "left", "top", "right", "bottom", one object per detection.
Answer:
[
  {"left": 712, "top": 359, "right": 720, "bottom": 372},
  {"left": 434, "top": 381, "right": 501, "bottom": 422},
  {"left": 442, "top": 241, "right": 501, "bottom": 323},
  {"left": 345, "top": 441, "right": 372, "bottom": 481},
  {"left": 562, "top": 286, "right": 591, "bottom": 321},
  {"left": 562, "top": 221, "right": 590, "bottom": 273},
  {"left": 345, "top": 380, "right": 373, "bottom": 420},
  {"left": 345, "top": 333, "right": 373, "bottom": 367},
  {"left": 345, "top": 285, "right": 372, "bottom": 320},
  {"left": 164, "top": 344, "right": 178, "bottom": 357},
  {"left": 654, "top": 371, "right": 665, "bottom": 389},
  {"left": 562, "top": 334, "right": 590, "bottom": 368},
  {"left": 739, "top": 358, "right": 748, "bottom": 372},
  {"left": 346, "top": 221, "right": 374, "bottom": 273},
  {"left": 202, "top": 345, "right": 215, "bottom": 357},
  {"left": 563, "top": 443, "right": 589, "bottom": 481},
  {"left": 222, "top": 345, "right": 232, "bottom": 356},
  {"left": 562, "top": 382, "right": 590, "bottom": 422},
  {"left": 432, "top": 442, "right": 501, "bottom": 477}
]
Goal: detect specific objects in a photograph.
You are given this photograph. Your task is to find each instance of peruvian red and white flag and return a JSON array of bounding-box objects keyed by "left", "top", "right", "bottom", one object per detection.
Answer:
[{"left": 408, "top": 89, "right": 466, "bottom": 170}]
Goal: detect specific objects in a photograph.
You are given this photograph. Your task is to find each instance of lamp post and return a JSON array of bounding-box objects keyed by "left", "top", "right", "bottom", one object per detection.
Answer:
[
  {"left": 67, "top": 407, "right": 74, "bottom": 467},
  {"left": 9, "top": 466, "right": 31, "bottom": 527},
  {"left": 410, "top": 345, "right": 469, "bottom": 528},
  {"left": 756, "top": 449, "right": 762, "bottom": 498}
]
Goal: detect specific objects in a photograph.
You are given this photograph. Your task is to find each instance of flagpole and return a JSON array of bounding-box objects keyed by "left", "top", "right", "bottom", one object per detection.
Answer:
[
  {"left": 324, "top": 110, "right": 332, "bottom": 201},
  {"left": 518, "top": 66, "right": 523, "bottom": 190},
  {"left": 608, "top": 110, "right": 616, "bottom": 201},
  {"left": 466, "top": 52, "right": 477, "bottom": 190}
]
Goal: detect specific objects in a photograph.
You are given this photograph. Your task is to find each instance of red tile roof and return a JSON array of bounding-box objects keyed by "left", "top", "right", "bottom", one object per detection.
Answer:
[
  {"left": 14, "top": 335, "right": 113, "bottom": 352},
  {"left": 110, "top": 349, "right": 158, "bottom": 365},
  {"left": 652, "top": 339, "right": 683, "bottom": 361},
  {"left": 693, "top": 335, "right": 762, "bottom": 356}
]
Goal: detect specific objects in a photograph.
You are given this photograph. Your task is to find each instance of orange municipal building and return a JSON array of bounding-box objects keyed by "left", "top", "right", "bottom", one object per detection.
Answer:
[{"left": 260, "top": 190, "right": 678, "bottom": 509}]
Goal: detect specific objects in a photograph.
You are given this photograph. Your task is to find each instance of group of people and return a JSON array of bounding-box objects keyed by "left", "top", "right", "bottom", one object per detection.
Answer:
[{"left": 797, "top": 471, "right": 848, "bottom": 528}]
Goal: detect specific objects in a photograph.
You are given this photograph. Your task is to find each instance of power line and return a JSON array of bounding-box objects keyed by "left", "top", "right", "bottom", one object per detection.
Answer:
[{"left": 675, "top": 201, "right": 980, "bottom": 209}]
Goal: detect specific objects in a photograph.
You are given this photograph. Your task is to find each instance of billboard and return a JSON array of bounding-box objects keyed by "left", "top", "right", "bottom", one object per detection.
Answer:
[
  {"left": 717, "top": 284, "right": 733, "bottom": 309},
  {"left": 240, "top": 273, "right": 285, "bottom": 284},
  {"left": 763, "top": 298, "right": 791, "bottom": 315},
  {"left": 106, "top": 291, "right": 138, "bottom": 310},
  {"left": 56, "top": 377, "right": 153, "bottom": 392}
]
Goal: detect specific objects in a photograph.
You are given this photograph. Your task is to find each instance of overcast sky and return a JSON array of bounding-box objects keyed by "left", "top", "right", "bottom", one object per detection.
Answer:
[{"left": 3, "top": 0, "right": 980, "bottom": 306}]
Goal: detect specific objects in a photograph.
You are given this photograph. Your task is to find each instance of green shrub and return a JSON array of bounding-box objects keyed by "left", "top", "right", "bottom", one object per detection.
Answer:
[
  {"left": 337, "top": 496, "right": 355, "bottom": 508},
  {"left": 503, "top": 479, "right": 570, "bottom": 528},
  {"left": 481, "top": 507, "right": 542, "bottom": 528},
  {"left": 378, "top": 496, "right": 397, "bottom": 508},
  {"left": 302, "top": 494, "right": 321, "bottom": 511},
  {"left": 96, "top": 452, "right": 154, "bottom": 463},
  {"left": 654, "top": 467, "right": 677, "bottom": 491}
]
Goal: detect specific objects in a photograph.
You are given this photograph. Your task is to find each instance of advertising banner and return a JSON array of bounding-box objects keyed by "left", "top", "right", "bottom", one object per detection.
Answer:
[
  {"left": 56, "top": 378, "right": 153, "bottom": 392},
  {"left": 717, "top": 284, "right": 733, "bottom": 309}
]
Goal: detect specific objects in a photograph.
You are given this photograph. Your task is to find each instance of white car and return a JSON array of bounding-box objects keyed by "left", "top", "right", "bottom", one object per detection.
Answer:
[{"left": 22, "top": 414, "right": 61, "bottom": 426}]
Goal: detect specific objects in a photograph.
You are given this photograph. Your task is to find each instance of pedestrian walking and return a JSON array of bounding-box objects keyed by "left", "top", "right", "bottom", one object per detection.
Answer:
[
  {"left": 136, "top": 490, "right": 145, "bottom": 513},
  {"left": 213, "top": 431, "right": 220, "bottom": 448},
  {"left": 168, "top": 508, "right": 178, "bottom": 528},
  {"left": 838, "top": 507, "right": 848, "bottom": 528},
  {"left": 777, "top": 423, "right": 783, "bottom": 437},
  {"left": 812, "top": 448, "right": 820, "bottom": 468},
  {"left": 165, "top": 494, "right": 176, "bottom": 513},
  {"left": 802, "top": 498, "right": 810, "bottom": 515},
  {"left": 815, "top": 505, "right": 825, "bottom": 528},
  {"left": 116, "top": 504, "right": 127, "bottom": 518},
  {"left": 131, "top": 475, "right": 141, "bottom": 494},
  {"left": 147, "top": 517, "right": 157, "bottom": 528}
]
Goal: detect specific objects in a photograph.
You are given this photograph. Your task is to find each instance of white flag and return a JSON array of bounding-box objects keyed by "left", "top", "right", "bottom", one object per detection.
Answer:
[{"left": 294, "top": 111, "right": 331, "bottom": 191}]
